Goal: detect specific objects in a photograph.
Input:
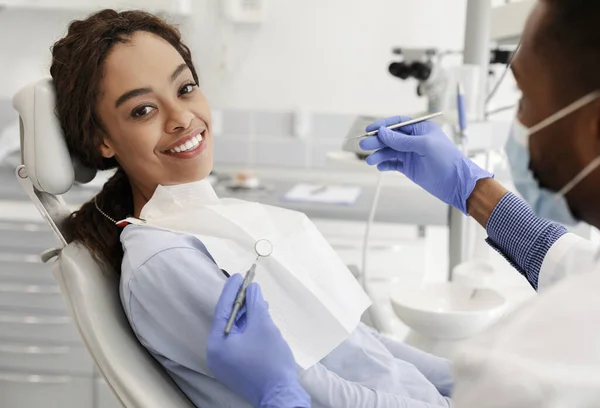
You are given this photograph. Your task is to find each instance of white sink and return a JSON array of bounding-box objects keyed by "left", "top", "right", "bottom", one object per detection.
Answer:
[{"left": 390, "top": 282, "right": 508, "bottom": 340}]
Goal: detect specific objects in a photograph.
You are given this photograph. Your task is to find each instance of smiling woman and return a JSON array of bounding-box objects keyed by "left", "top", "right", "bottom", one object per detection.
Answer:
[
  {"left": 50, "top": 9, "right": 213, "bottom": 272},
  {"left": 48, "top": 9, "right": 456, "bottom": 408}
]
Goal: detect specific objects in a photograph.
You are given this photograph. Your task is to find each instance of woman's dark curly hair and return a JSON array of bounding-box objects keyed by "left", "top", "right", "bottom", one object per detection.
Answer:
[{"left": 50, "top": 9, "right": 199, "bottom": 272}]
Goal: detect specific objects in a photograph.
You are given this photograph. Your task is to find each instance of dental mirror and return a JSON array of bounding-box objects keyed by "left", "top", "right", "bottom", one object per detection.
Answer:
[{"left": 254, "top": 239, "right": 273, "bottom": 258}]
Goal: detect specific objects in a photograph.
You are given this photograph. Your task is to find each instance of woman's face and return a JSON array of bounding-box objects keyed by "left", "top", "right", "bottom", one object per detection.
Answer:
[{"left": 95, "top": 31, "right": 212, "bottom": 201}]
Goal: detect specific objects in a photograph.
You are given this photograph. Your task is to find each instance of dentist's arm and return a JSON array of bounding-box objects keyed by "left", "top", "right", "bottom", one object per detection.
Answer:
[
  {"left": 469, "top": 178, "right": 596, "bottom": 291},
  {"left": 360, "top": 117, "right": 575, "bottom": 291}
]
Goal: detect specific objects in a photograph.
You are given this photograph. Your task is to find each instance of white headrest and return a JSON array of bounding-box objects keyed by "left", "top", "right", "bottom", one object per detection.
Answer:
[{"left": 12, "top": 78, "right": 97, "bottom": 195}]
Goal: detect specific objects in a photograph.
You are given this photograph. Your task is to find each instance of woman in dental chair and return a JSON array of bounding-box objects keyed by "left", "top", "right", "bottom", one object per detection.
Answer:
[{"left": 51, "top": 9, "right": 452, "bottom": 408}]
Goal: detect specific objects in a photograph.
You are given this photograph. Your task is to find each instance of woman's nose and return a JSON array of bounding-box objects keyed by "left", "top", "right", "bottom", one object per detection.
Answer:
[{"left": 165, "top": 105, "right": 194, "bottom": 133}]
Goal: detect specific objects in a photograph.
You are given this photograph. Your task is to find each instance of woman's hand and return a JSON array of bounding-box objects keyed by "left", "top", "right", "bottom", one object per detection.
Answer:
[{"left": 207, "top": 274, "right": 311, "bottom": 408}]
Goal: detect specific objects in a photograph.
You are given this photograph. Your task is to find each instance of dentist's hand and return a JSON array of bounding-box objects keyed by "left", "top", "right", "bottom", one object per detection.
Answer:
[
  {"left": 360, "top": 116, "right": 493, "bottom": 214},
  {"left": 207, "top": 274, "right": 310, "bottom": 408}
]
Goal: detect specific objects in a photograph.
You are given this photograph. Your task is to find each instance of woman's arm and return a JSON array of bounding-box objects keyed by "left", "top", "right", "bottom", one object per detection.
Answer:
[
  {"left": 125, "top": 246, "right": 449, "bottom": 408},
  {"left": 123, "top": 246, "right": 252, "bottom": 407},
  {"left": 300, "top": 363, "right": 450, "bottom": 408},
  {"left": 367, "top": 328, "right": 453, "bottom": 397}
]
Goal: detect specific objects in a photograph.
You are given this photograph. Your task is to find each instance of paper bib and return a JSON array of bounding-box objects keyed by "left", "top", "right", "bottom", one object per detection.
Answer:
[{"left": 124, "top": 180, "right": 371, "bottom": 369}]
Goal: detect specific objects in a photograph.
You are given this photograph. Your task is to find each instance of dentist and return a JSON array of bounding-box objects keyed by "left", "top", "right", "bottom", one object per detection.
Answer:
[{"left": 207, "top": 0, "right": 600, "bottom": 406}]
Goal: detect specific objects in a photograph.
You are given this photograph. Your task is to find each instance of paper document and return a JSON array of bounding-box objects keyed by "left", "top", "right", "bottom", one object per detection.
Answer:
[
  {"left": 284, "top": 183, "right": 362, "bottom": 205},
  {"left": 128, "top": 180, "right": 372, "bottom": 369}
]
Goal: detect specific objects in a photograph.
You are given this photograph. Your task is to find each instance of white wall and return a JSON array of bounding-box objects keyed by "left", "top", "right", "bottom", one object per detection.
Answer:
[
  {"left": 0, "top": 0, "right": 468, "bottom": 116},
  {"left": 0, "top": 8, "right": 80, "bottom": 99},
  {"left": 188, "top": 0, "right": 468, "bottom": 116}
]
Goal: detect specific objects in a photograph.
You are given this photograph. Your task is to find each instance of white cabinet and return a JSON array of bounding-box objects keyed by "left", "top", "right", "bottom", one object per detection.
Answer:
[
  {"left": 0, "top": 217, "right": 96, "bottom": 408},
  {"left": 0, "top": 0, "right": 191, "bottom": 16},
  {"left": 0, "top": 374, "right": 93, "bottom": 408},
  {"left": 0, "top": 308, "right": 81, "bottom": 343},
  {"left": 0, "top": 342, "right": 94, "bottom": 376}
]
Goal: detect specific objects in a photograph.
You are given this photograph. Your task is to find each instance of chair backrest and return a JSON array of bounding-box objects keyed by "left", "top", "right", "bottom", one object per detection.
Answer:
[{"left": 12, "top": 78, "right": 195, "bottom": 408}]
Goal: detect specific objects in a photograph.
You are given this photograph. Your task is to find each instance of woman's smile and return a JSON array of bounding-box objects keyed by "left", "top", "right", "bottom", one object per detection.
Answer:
[{"left": 161, "top": 128, "right": 209, "bottom": 160}]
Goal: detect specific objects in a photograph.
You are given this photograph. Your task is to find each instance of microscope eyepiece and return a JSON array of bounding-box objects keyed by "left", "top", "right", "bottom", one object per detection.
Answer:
[{"left": 388, "top": 61, "right": 432, "bottom": 81}]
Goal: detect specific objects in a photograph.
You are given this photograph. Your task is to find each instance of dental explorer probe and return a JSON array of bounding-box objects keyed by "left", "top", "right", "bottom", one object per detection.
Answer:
[{"left": 347, "top": 111, "right": 444, "bottom": 140}]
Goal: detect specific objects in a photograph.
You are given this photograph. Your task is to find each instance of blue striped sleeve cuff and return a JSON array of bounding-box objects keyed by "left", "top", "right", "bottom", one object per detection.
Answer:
[{"left": 485, "top": 192, "right": 568, "bottom": 290}]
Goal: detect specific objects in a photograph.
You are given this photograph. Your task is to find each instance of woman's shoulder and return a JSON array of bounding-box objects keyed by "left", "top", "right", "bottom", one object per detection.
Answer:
[
  {"left": 120, "top": 224, "right": 211, "bottom": 274},
  {"left": 118, "top": 225, "right": 224, "bottom": 313}
]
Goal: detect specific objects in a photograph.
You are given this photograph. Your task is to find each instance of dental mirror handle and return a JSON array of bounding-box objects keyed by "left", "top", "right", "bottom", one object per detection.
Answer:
[{"left": 224, "top": 264, "right": 257, "bottom": 335}]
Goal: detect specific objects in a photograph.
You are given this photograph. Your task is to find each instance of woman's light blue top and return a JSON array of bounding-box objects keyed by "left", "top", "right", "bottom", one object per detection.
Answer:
[{"left": 119, "top": 224, "right": 453, "bottom": 408}]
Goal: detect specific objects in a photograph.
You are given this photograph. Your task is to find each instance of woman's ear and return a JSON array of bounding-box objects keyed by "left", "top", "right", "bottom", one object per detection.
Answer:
[{"left": 98, "top": 130, "right": 116, "bottom": 159}]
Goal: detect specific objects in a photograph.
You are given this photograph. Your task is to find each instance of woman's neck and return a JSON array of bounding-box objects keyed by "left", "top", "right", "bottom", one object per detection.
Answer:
[{"left": 131, "top": 182, "right": 154, "bottom": 218}]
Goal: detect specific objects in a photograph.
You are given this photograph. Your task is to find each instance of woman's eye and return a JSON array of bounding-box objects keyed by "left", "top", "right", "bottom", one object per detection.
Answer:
[
  {"left": 179, "top": 82, "right": 197, "bottom": 95},
  {"left": 132, "top": 105, "right": 154, "bottom": 118}
]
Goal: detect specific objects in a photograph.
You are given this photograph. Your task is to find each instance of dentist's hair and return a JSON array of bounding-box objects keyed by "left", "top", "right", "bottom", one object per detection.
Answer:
[
  {"left": 50, "top": 9, "right": 199, "bottom": 272},
  {"left": 538, "top": 0, "right": 600, "bottom": 100}
]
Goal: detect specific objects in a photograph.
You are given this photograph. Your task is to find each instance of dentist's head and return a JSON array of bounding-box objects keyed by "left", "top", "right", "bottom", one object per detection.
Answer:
[
  {"left": 50, "top": 10, "right": 214, "bottom": 271},
  {"left": 510, "top": 0, "right": 600, "bottom": 226}
]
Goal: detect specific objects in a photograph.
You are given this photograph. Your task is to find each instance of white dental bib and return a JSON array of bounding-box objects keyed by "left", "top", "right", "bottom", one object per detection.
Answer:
[{"left": 123, "top": 179, "right": 371, "bottom": 369}]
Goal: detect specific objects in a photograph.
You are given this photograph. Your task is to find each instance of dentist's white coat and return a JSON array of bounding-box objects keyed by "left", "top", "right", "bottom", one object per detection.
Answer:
[{"left": 452, "top": 232, "right": 600, "bottom": 407}]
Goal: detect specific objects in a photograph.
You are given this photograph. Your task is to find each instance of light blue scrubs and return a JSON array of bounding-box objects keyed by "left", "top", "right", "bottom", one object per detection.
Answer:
[{"left": 120, "top": 224, "right": 453, "bottom": 408}]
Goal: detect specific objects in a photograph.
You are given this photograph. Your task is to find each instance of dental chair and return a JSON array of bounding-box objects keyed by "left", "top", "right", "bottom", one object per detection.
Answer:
[{"left": 12, "top": 79, "right": 195, "bottom": 408}]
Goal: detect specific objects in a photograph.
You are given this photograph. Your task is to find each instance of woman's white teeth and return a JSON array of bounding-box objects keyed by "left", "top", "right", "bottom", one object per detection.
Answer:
[{"left": 169, "top": 134, "right": 203, "bottom": 153}]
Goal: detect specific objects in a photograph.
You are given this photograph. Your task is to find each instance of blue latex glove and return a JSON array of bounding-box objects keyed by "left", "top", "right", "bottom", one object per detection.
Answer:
[
  {"left": 360, "top": 116, "right": 493, "bottom": 214},
  {"left": 207, "top": 274, "right": 311, "bottom": 408}
]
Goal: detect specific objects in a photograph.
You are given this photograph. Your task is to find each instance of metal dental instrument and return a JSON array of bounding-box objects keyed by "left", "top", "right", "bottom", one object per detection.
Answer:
[
  {"left": 346, "top": 111, "right": 444, "bottom": 140},
  {"left": 224, "top": 239, "right": 274, "bottom": 335}
]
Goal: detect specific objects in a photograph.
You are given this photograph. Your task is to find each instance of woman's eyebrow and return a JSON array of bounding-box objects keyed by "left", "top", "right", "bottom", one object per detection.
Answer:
[
  {"left": 170, "top": 63, "right": 188, "bottom": 82},
  {"left": 114, "top": 64, "right": 189, "bottom": 108},
  {"left": 115, "top": 87, "right": 152, "bottom": 108}
]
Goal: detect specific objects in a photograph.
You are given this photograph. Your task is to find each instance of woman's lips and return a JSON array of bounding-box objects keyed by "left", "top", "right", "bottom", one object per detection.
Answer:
[
  {"left": 162, "top": 127, "right": 206, "bottom": 152},
  {"left": 162, "top": 131, "right": 208, "bottom": 159}
]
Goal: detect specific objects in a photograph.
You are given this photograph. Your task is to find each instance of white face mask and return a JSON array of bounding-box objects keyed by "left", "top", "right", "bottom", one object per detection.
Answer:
[
  {"left": 507, "top": 91, "right": 600, "bottom": 223},
  {"left": 505, "top": 124, "right": 578, "bottom": 225}
]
